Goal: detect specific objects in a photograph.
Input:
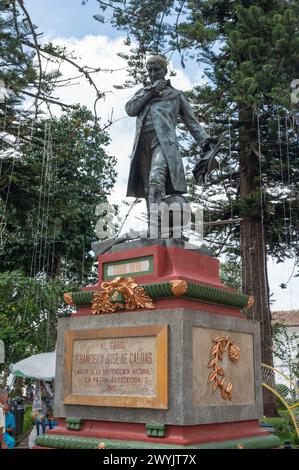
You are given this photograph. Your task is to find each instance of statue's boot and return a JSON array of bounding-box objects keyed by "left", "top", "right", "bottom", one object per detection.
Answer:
[{"left": 147, "top": 186, "right": 163, "bottom": 238}]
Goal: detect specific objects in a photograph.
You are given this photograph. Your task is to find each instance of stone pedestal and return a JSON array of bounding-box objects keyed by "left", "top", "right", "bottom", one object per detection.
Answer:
[{"left": 35, "top": 241, "right": 280, "bottom": 449}]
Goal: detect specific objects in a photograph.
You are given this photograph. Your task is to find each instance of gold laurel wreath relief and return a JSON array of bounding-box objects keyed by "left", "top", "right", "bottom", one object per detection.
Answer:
[
  {"left": 245, "top": 296, "right": 254, "bottom": 309},
  {"left": 170, "top": 279, "right": 188, "bottom": 297},
  {"left": 91, "top": 277, "right": 155, "bottom": 315},
  {"left": 63, "top": 293, "right": 75, "bottom": 306},
  {"left": 207, "top": 336, "right": 240, "bottom": 401}
]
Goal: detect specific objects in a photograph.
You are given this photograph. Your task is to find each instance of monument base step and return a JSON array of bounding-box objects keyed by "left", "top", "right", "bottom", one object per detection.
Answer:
[
  {"left": 34, "top": 435, "right": 280, "bottom": 449},
  {"left": 34, "top": 419, "right": 280, "bottom": 449}
]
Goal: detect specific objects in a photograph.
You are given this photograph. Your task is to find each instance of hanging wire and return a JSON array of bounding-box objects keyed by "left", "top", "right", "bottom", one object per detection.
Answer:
[
  {"left": 36, "top": 124, "right": 54, "bottom": 344},
  {"left": 81, "top": 240, "right": 86, "bottom": 285},
  {"left": 34, "top": 123, "right": 54, "bottom": 339},
  {"left": 24, "top": 120, "right": 39, "bottom": 317},
  {"left": 256, "top": 112, "right": 268, "bottom": 330},
  {"left": 24, "top": 121, "right": 51, "bottom": 319},
  {"left": 32, "top": 123, "right": 49, "bottom": 277},
  {"left": 277, "top": 114, "right": 288, "bottom": 241},
  {"left": 45, "top": 131, "right": 60, "bottom": 351},
  {"left": 248, "top": 222, "right": 255, "bottom": 321},
  {"left": 228, "top": 114, "right": 234, "bottom": 221},
  {"left": 278, "top": 114, "right": 297, "bottom": 291},
  {"left": 41, "top": 123, "right": 53, "bottom": 274},
  {"left": 285, "top": 115, "right": 293, "bottom": 245},
  {"left": 0, "top": 103, "right": 8, "bottom": 178},
  {"left": 37, "top": 125, "right": 52, "bottom": 275},
  {"left": 0, "top": 121, "right": 21, "bottom": 244}
]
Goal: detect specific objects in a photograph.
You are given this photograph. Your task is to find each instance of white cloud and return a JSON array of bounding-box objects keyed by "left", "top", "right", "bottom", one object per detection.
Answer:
[{"left": 268, "top": 257, "right": 299, "bottom": 311}]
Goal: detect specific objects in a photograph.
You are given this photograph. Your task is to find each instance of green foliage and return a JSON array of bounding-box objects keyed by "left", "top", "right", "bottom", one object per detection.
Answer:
[
  {"left": 272, "top": 322, "right": 299, "bottom": 384},
  {"left": 220, "top": 260, "right": 241, "bottom": 290},
  {"left": 0, "top": 1, "right": 37, "bottom": 100},
  {"left": 23, "top": 405, "right": 33, "bottom": 434},
  {"left": 0, "top": 1, "right": 70, "bottom": 218},
  {"left": 0, "top": 1, "right": 41, "bottom": 218},
  {"left": 0, "top": 106, "right": 117, "bottom": 281},
  {"left": 1, "top": 5, "right": 117, "bottom": 281},
  {"left": 278, "top": 408, "right": 294, "bottom": 421},
  {"left": 276, "top": 383, "right": 291, "bottom": 399},
  {"left": 260, "top": 417, "right": 296, "bottom": 444},
  {"left": 0, "top": 270, "right": 75, "bottom": 383}
]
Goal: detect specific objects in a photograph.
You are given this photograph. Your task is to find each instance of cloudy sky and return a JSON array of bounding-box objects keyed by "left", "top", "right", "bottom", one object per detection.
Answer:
[{"left": 24, "top": 0, "right": 299, "bottom": 311}]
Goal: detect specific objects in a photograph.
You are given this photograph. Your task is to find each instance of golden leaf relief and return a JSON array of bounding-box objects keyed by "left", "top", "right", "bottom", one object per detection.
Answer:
[
  {"left": 170, "top": 279, "right": 188, "bottom": 297},
  {"left": 245, "top": 296, "right": 254, "bottom": 309},
  {"left": 91, "top": 277, "right": 155, "bottom": 315},
  {"left": 64, "top": 293, "right": 75, "bottom": 306},
  {"left": 207, "top": 335, "right": 240, "bottom": 401}
]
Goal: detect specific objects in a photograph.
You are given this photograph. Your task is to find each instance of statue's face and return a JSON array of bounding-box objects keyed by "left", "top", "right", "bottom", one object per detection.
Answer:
[{"left": 146, "top": 62, "right": 166, "bottom": 83}]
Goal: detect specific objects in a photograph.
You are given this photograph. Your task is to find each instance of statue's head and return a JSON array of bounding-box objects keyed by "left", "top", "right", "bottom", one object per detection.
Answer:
[{"left": 146, "top": 55, "right": 168, "bottom": 83}]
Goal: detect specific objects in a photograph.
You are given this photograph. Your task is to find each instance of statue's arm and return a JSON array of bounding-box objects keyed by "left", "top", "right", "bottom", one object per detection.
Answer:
[
  {"left": 125, "top": 87, "right": 158, "bottom": 117},
  {"left": 179, "top": 92, "right": 211, "bottom": 146}
]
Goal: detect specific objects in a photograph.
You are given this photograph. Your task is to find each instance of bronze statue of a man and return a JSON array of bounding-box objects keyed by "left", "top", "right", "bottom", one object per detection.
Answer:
[{"left": 125, "top": 55, "right": 217, "bottom": 210}]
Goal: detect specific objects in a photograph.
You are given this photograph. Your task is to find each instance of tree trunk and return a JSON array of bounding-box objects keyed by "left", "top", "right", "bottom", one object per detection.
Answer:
[
  {"left": 239, "top": 109, "right": 277, "bottom": 417},
  {"left": 0, "top": 364, "right": 10, "bottom": 388},
  {"left": 12, "top": 376, "right": 24, "bottom": 398}
]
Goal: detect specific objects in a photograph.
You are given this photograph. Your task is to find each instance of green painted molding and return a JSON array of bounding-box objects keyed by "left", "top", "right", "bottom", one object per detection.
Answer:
[
  {"left": 185, "top": 282, "right": 248, "bottom": 308},
  {"left": 72, "top": 291, "right": 94, "bottom": 306},
  {"left": 35, "top": 435, "right": 100, "bottom": 449},
  {"left": 193, "top": 435, "right": 281, "bottom": 449},
  {"left": 35, "top": 433, "right": 280, "bottom": 449},
  {"left": 65, "top": 417, "right": 83, "bottom": 431},
  {"left": 145, "top": 423, "right": 167, "bottom": 438},
  {"left": 68, "top": 281, "right": 249, "bottom": 310}
]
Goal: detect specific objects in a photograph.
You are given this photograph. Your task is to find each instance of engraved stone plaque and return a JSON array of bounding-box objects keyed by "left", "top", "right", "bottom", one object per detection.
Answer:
[
  {"left": 71, "top": 336, "right": 156, "bottom": 396},
  {"left": 64, "top": 325, "right": 168, "bottom": 409},
  {"left": 103, "top": 256, "right": 153, "bottom": 280}
]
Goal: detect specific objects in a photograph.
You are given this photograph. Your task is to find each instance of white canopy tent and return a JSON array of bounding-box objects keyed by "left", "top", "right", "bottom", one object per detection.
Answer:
[{"left": 11, "top": 351, "right": 56, "bottom": 381}]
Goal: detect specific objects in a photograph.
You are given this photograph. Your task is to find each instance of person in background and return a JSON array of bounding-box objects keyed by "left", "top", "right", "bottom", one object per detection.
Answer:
[
  {"left": 3, "top": 403, "right": 16, "bottom": 449},
  {"left": 0, "top": 388, "right": 8, "bottom": 449}
]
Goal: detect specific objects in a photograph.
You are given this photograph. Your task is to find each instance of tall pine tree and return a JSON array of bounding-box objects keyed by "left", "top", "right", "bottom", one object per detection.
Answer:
[{"left": 0, "top": 1, "right": 117, "bottom": 281}]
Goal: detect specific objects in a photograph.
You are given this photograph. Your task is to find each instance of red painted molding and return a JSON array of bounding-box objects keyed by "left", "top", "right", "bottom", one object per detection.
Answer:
[
  {"left": 47, "top": 419, "right": 268, "bottom": 446},
  {"left": 71, "top": 244, "right": 245, "bottom": 319},
  {"left": 72, "top": 300, "right": 244, "bottom": 318},
  {"left": 98, "top": 245, "right": 223, "bottom": 287}
]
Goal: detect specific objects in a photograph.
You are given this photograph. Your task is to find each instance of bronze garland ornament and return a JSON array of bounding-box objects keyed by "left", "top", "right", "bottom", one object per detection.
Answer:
[
  {"left": 63, "top": 293, "right": 75, "bottom": 306},
  {"left": 170, "top": 279, "right": 188, "bottom": 297},
  {"left": 207, "top": 335, "right": 240, "bottom": 401},
  {"left": 245, "top": 296, "right": 254, "bottom": 309},
  {"left": 91, "top": 277, "right": 155, "bottom": 314}
]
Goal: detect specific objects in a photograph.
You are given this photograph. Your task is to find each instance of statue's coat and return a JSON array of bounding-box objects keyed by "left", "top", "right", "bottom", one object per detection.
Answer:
[{"left": 125, "top": 85, "right": 210, "bottom": 198}]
